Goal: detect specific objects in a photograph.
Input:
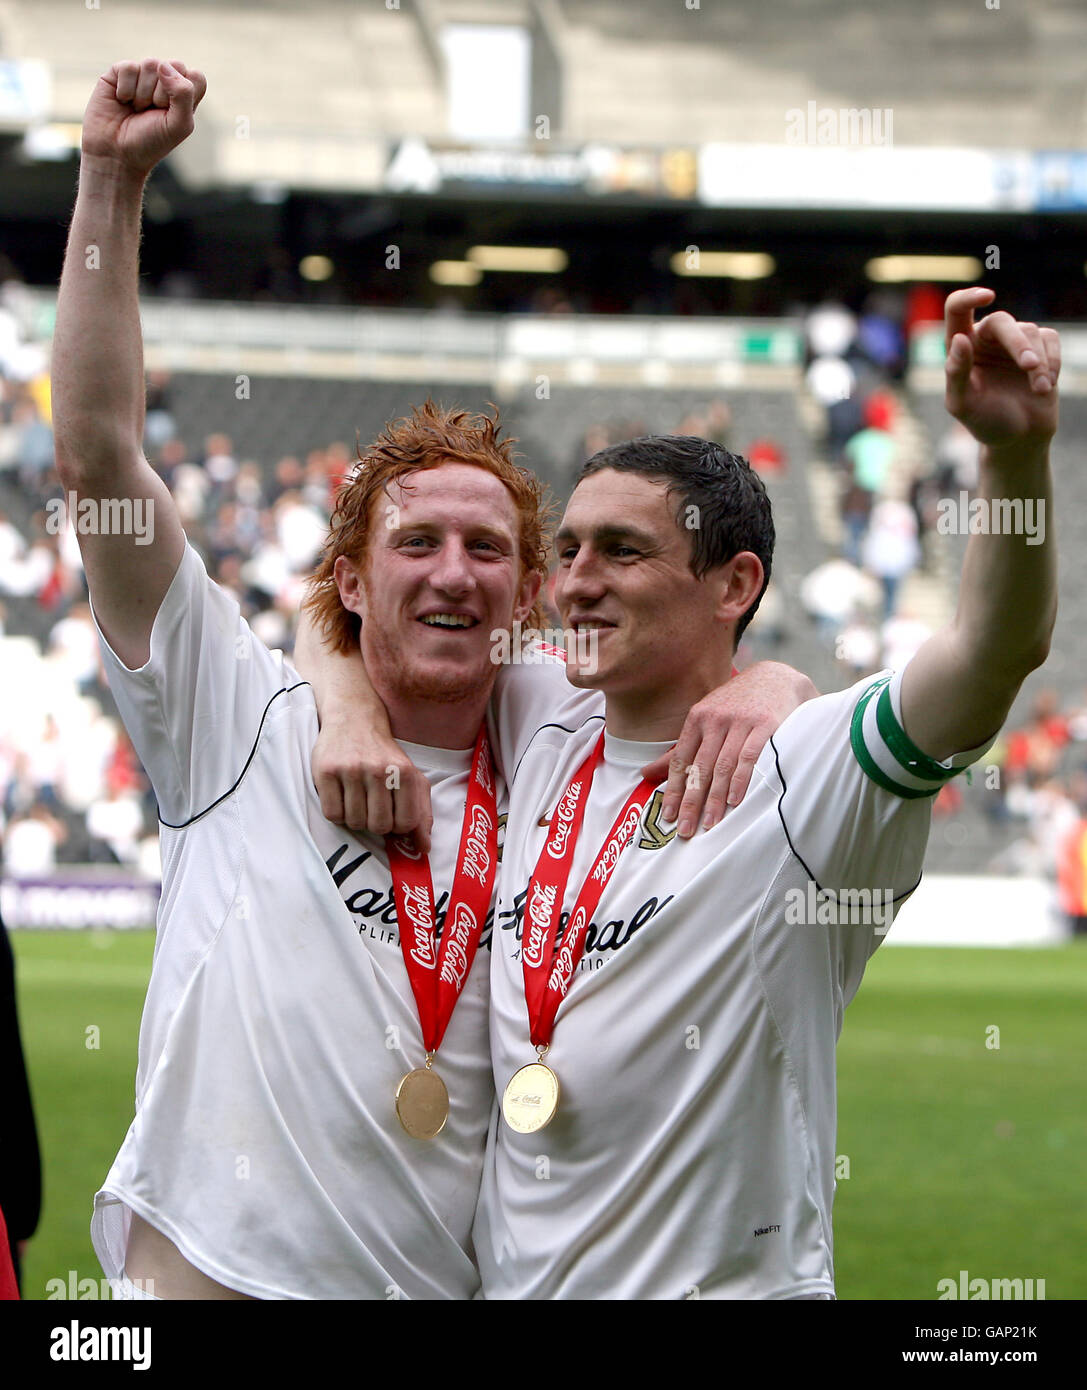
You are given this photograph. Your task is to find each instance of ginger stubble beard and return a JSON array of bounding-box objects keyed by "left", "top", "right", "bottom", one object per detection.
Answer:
[{"left": 359, "top": 568, "right": 501, "bottom": 709}]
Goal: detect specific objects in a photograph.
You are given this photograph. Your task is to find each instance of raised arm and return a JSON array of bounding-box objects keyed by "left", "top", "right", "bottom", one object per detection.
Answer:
[
  {"left": 900, "top": 288, "right": 1059, "bottom": 761},
  {"left": 52, "top": 59, "right": 205, "bottom": 669}
]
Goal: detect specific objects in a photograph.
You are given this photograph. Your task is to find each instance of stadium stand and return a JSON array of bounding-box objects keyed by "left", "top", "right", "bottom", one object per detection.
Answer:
[
  {"left": 7, "top": 330, "right": 1080, "bottom": 882},
  {"left": 3, "top": 0, "right": 1083, "bottom": 154},
  {"left": 2, "top": 0, "right": 1085, "bottom": 893}
]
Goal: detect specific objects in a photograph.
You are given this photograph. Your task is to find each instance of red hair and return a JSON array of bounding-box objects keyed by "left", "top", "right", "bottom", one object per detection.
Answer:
[{"left": 304, "top": 399, "right": 551, "bottom": 653}]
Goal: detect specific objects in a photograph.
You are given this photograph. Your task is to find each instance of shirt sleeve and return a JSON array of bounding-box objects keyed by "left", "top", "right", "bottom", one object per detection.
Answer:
[
  {"left": 486, "top": 639, "right": 605, "bottom": 786},
  {"left": 761, "top": 665, "right": 995, "bottom": 1004},
  {"left": 91, "top": 543, "right": 300, "bottom": 826},
  {"left": 766, "top": 665, "right": 994, "bottom": 900}
]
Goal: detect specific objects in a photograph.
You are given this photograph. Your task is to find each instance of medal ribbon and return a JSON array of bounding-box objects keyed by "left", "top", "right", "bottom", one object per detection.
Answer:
[
  {"left": 386, "top": 728, "right": 497, "bottom": 1055},
  {"left": 521, "top": 731, "right": 657, "bottom": 1048}
]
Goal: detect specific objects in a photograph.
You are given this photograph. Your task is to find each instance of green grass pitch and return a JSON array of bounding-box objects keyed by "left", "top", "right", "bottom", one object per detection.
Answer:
[{"left": 9, "top": 930, "right": 1086, "bottom": 1300}]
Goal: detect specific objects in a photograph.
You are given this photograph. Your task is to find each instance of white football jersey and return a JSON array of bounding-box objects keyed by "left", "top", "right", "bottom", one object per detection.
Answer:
[
  {"left": 475, "top": 656, "right": 991, "bottom": 1299},
  {"left": 90, "top": 544, "right": 503, "bottom": 1300}
]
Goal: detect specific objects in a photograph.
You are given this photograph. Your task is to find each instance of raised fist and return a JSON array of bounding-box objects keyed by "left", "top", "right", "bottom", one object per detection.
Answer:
[{"left": 81, "top": 58, "right": 207, "bottom": 177}]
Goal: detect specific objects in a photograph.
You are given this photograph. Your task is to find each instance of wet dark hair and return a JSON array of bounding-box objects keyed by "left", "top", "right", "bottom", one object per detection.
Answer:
[{"left": 576, "top": 435, "right": 775, "bottom": 645}]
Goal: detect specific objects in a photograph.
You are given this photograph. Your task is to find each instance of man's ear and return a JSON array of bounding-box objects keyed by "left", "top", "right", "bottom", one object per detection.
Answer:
[
  {"left": 717, "top": 551, "right": 764, "bottom": 628},
  {"left": 333, "top": 555, "right": 367, "bottom": 623},
  {"left": 514, "top": 569, "right": 543, "bottom": 624}
]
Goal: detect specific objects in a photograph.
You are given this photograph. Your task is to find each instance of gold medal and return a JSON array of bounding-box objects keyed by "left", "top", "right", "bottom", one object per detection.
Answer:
[
  {"left": 502, "top": 1060, "right": 560, "bottom": 1134},
  {"left": 396, "top": 1061, "right": 450, "bottom": 1140},
  {"left": 511, "top": 737, "right": 655, "bottom": 1138}
]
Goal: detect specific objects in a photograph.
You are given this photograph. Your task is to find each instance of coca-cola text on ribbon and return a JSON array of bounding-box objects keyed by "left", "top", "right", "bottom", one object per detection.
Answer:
[
  {"left": 461, "top": 804, "right": 493, "bottom": 884},
  {"left": 439, "top": 902, "right": 476, "bottom": 987},
  {"left": 402, "top": 884, "right": 437, "bottom": 969},
  {"left": 546, "top": 781, "right": 582, "bottom": 860}
]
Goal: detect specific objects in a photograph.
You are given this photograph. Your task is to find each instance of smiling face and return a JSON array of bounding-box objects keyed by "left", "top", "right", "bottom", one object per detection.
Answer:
[
  {"left": 335, "top": 464, "right": 540, "bottom": 731},
  {"left": 554, "top": 469, "right": 763, "bottom": 737}
]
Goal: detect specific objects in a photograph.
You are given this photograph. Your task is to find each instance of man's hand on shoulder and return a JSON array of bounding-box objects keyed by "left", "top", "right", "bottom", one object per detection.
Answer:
[
  {"left": 312, "top": 712, "right": 433, "bottom": 854},
  {"left": 294, "top": 612, "right": 434, "bottom": 852},
  {"left": 641, "top": 661, "right": 819, "bottom": 836}
]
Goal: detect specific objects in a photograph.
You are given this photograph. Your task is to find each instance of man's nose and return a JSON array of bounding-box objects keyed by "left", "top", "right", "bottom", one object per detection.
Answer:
[
  {"left": 561, "top": 547, "right": 606, "bottom": 602},
  {"left": 429, "top": 538, "right": 475, "bottom": 595}
]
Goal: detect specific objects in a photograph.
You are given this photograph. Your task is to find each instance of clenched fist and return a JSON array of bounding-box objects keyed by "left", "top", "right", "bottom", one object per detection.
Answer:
[{"left": 82, "top": 58, "right": 207, "bottom": 177}]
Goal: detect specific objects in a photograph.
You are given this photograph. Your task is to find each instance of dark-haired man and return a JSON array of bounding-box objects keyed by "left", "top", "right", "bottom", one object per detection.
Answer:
[{"left": 472, "top": 289, "right": 1058, "bottom": 1298}]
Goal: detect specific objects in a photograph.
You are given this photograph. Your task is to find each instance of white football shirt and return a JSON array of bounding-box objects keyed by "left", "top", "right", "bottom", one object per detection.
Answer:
[
  {"left": 90, "top": 544, "right": 504, "bottom": 1300},
  {"left": 476, "top": 658, "right": 991, "bottom": 1299}
]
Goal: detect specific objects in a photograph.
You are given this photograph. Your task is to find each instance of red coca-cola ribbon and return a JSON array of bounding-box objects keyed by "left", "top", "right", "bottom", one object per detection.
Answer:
[
  {"left": 387, "top": 728, "right": 497, "bottom": 1054},
  {"left": 520, "top": 731, "right": 657, "bottom": 1048}
]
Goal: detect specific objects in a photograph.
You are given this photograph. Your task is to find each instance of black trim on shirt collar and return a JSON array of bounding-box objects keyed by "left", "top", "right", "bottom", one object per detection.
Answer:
[{"left": 512, "top": 714, "right": 605, "bottom": 784}]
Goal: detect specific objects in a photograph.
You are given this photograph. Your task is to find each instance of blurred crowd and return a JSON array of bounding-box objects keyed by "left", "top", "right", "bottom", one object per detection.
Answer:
[
  {"left": 1, "top": 282, "right": 1085, "bottom": 930},
  {"left": 1, "top": 359, "right": 794, "bottom": 878},
  {"left": 983, "top": 691, "right": 1087, "bottom": 935},
  {"left": 799, "top": 289, "right": 978, "bottom": 677},
  {"left": 0, "top": 338, "right": 355, "bottom": 876},
  {"left": 795, "top": 292, "right": 1087, "bottom": 928},
  {"left": 561, "top": 398, "right": 786, "bottom": 627}
]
